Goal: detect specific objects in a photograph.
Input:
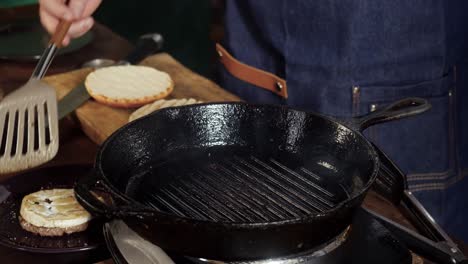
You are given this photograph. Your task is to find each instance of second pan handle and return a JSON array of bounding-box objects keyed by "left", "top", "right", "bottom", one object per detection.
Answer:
[
  {"left": 370, "top": 144, "right": 467, "bottom": 264},
  {"left": 345, "top": 97, "right": 431, "bottom": 132}
]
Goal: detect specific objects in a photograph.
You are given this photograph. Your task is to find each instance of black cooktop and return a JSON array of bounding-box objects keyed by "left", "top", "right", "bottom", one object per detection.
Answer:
[{"left": 171, "top": 208, "right": 412, "bottom": 264}]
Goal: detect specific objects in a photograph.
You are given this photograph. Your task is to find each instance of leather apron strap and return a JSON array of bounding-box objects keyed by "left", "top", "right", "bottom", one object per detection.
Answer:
[{"left": 216, "top": 43, "right": 288, "bottom": 99}]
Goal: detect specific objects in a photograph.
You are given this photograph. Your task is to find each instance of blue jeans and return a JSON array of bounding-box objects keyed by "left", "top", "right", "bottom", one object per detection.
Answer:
[{"left": 219, "top": 0, "right": 468, "bottom": 241}]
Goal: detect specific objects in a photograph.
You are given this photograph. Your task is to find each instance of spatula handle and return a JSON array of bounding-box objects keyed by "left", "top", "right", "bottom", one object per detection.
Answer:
[
  {"left": 31, "top": 1, "right": 72, "bottom": 79},
  {"left": 32, "top": 19, "right": 72, "bottom": 79},
  {"left": 49, "top": 20, "right": 73, "bottom": 47},
  {"left": 49, "top": 0, "right": 72, "bottom": 47}
]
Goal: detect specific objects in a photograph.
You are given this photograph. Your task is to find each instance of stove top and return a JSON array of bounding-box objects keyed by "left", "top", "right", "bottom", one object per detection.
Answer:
[{"left": 171, "top": 208, "right": 412, "bottom": 264}]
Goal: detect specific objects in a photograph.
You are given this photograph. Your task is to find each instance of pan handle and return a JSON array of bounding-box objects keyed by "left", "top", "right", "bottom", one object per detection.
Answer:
[
  {"left": 351, "top": 97, "right": 431, "bottom": 131},
  {"left": 363, "top": 207, "right": 467, "bottom": 264},
  {"left": 74, "top": 171, "right": 153, "bottom": 219},
  {"left": 371, "top": 142, "right": 407, "bottom": 205},
  {"left": 120, "top": 33, "right": 164, "bottom": 65},
  {"left": 369, "top": 144, "right": 467, "bottom": 263}
]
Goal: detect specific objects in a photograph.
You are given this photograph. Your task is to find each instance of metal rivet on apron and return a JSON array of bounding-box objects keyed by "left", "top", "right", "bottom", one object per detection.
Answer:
[
  {"left": 276, "top": 82, "right": 283, "bottom": 91},
  {"left": 217, "top": 50, "right": 223, "bottom": 57},
  {"left": 370, "top": 104, "right": 378, "bottom": 112},
  {"left": 352, "top": 86, "right": 360, "bottom": 94},
  {"left": 448, "top": 90, "right": 453, "bottom": 97}
]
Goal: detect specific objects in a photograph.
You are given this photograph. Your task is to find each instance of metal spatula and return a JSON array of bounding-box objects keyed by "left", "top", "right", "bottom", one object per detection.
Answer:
[{"left": 0, "top": 20, "right": 72, "bottom": 174}]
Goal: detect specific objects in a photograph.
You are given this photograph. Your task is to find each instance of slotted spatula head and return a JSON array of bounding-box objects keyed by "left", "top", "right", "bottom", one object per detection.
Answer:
[
  {"left": 0, "top": 79, "right": 59, "bottom": 173},
  {"left": 0, "top": 18, "right": 71, "bottom": 173}
]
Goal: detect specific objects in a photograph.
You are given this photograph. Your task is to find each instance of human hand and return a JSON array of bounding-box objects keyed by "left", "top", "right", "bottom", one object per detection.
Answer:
[{"left": 39, "top": 0, "right": 102, "bottom": 46}]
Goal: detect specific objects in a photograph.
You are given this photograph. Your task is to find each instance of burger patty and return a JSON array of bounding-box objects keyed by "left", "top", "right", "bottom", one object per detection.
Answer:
[{"left": 19, "top": 216, "right": 89, "bottom": 237}]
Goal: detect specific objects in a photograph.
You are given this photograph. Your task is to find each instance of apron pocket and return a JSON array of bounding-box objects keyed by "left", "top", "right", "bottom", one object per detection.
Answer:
[{"left": 354, "top": 74, "right": 455, "bottom": 180}]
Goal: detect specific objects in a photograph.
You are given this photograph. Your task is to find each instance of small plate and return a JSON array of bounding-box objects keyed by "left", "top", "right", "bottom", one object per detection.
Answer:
[
  {"left": 0, "top": 165, "right": 108, "bottom": 263},
  {"left": 103, "top": 220, "right": 175, "bottom": 264}
]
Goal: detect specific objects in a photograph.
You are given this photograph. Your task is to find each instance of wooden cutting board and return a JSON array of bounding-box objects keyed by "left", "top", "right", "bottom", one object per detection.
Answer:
[{"left": 43, "top": 53, "right": 240, "bottom": 145}]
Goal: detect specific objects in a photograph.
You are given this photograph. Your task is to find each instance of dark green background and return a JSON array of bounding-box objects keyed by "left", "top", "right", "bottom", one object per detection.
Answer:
[
  {"left": 94, "top": 0, "right": 212, "bottom": 78},
  {"left": 0, "top": 0, "right": 213, "bottom": 76},
  {"left": 0, "top": 0, "right": 37, "bottom": 8}
]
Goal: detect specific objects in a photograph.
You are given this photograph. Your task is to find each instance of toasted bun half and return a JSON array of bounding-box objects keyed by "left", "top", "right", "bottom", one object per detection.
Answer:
[
  {"left": 20, "top": 189, "right": 91, "bottom": 236},
  {"left": 85, "top": 65, "right": 174, "bottom": 108}
]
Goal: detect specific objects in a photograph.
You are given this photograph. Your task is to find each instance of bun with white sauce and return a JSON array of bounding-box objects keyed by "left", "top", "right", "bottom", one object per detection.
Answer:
[{"left": 19, "top": 189, "right": 92, "bottom": 236}]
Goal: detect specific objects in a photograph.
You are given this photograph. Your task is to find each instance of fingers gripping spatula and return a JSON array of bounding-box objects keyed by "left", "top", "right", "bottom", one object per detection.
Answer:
[{"left": 0, "top": 20, "right": 72, "bottom": 174}]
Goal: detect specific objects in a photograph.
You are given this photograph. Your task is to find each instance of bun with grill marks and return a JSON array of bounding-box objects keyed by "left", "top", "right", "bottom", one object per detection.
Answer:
[{"left": 85, "top": 65, "right": 174, "bottom": 108}]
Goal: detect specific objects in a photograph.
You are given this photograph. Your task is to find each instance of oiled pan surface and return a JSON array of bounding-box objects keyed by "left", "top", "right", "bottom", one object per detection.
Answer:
[{"left": 100, "top": 103, "right": 376, "bottom": 223}]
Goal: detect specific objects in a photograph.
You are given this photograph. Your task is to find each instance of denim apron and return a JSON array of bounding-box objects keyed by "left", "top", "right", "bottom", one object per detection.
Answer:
[{"left": 219, "top": 0, "right": 468, "bottom": 241}]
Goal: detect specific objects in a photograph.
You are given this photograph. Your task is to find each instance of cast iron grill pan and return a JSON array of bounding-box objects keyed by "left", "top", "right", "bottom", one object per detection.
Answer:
[{"left": 75, "top": 99, "right": 430, "bottom": 260}]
